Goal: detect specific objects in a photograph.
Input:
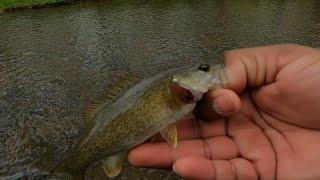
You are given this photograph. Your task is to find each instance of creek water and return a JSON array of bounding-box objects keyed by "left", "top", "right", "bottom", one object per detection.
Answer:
[{"left": 0, "top": 0, "right": 319, "bottom": 179}]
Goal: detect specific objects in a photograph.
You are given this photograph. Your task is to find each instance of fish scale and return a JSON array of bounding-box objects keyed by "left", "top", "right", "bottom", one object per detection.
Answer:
[{"left": 53, "top": 63, "right": 226, "bottom": 178}]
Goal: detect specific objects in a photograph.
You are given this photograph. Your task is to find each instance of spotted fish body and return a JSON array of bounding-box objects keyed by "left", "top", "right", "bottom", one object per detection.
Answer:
[{"left": 56, "top": 63, "right": 226, "bottom": 177}]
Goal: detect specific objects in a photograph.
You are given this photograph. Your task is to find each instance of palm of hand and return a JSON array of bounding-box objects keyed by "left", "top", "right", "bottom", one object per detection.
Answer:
[
  {"left": 129, "top": 44, "right": 320, "bottom": 179},
  {"left": 129, "top": 98, "right": 320, "bottom": 179}
]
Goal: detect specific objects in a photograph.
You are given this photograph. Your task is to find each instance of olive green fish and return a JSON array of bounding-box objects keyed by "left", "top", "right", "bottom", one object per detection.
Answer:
[{"left": 55, "top": 63, "right": 227, "bottom": 178}]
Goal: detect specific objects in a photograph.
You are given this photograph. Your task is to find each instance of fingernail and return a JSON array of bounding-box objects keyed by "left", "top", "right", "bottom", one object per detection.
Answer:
[
  {"left": 172, "top": 163, "right": 178, "bottom": 173},
  {"left": 212, "top": 96, "right": 224, "bottom": 113},
  {"left": 212, "top": 96, "right": 233, "bottom": 115}
]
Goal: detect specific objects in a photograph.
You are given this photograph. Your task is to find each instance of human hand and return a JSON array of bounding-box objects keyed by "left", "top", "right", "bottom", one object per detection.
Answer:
[{"left": 128, "top": 44, "right": 320, "bottom": 180}]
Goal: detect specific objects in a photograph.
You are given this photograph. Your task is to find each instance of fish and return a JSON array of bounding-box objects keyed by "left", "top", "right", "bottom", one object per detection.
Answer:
[{"left": 53, "top": 63, "right": 227, "bottom": 178}]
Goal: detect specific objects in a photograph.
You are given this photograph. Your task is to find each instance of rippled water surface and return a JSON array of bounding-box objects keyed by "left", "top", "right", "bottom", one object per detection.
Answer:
[{"left": 0, "top": 0, "right": 320, "bottom": 179}]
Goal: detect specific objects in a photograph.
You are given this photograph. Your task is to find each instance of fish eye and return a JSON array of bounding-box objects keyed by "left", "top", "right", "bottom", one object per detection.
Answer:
[{"left": 198, "top": 64, "right": 210, "bottom": 72}]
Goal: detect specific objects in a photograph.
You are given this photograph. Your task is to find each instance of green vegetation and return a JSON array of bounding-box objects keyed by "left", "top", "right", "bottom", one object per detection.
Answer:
[{"left": 0, "top": 0, "right": 67, "bottom": 10}]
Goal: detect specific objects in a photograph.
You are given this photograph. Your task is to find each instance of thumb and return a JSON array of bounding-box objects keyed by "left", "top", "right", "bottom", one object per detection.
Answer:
[
  {"left": 196, "top": 44, "right": 315, "bottom": 120},
  {"left": 194, "top": 88, "right": 241, "bottom": 120},
  {"left": 223, "top": 44, "right": 315, "bottom": 93}
]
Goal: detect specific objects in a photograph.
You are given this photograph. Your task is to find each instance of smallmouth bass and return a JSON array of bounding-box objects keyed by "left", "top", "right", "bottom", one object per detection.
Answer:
[{"left": 55, "top": 63, "right": 227, "bottom": 178}]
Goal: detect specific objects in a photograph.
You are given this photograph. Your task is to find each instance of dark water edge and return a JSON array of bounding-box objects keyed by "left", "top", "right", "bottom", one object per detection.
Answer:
[
  {"left": 1, "top": 0, "right": 320, "bottom": 179},
  {"left": 0, "top": 0, "right": 91, "bottom": 13}
]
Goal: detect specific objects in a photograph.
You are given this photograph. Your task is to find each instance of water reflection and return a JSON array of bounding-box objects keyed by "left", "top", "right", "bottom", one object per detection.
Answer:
[{"left": 0, "top": 0, "right": 319, "bottom": 179}]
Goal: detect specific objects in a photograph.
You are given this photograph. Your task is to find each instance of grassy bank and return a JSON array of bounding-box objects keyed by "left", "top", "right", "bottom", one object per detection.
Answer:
[{"left": 0, "top": 0, "right": 71, "bottom": 11}]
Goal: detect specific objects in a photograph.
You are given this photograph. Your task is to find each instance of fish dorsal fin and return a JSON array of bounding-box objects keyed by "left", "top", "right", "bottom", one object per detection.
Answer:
[
  {"left": 102, "top": 71, "right": 139, "bottom": 101},
  {"left": 82, "top": 103, "right": 104, "bottom": 128},
  {"left": 83, "top": 71, "right": 139, "bottom": 129},
  {"left": 100, "top": 71, "right": 139, "bottom": 103}
]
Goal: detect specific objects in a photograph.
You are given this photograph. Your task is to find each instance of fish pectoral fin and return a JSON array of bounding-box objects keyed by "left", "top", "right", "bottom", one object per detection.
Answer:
[
  {"left": 161, "top": 124, "right": 178, "bottom": 148},
  {"left": 102, "top": 152, "right": 127, "bottom": 178}
]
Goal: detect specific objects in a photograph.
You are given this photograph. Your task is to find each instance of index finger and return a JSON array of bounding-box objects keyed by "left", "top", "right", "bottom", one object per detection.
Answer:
[{"left": 128, "top": 136, "right": 238, "bottom": 169}]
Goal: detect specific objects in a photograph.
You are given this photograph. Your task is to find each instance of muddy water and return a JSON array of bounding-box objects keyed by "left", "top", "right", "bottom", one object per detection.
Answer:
[{"left": 0, "top": 0, "right": 320, "bottom": 179}]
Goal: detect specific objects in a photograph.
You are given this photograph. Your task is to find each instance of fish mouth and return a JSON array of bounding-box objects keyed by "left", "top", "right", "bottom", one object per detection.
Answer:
[{"left": 171, "top": 82, "right": 206, "bottom": 104}]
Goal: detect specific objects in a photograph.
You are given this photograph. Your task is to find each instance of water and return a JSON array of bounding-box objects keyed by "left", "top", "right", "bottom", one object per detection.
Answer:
[{"left": 0, "top": 0, "right": 319, "bottom": 179}]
